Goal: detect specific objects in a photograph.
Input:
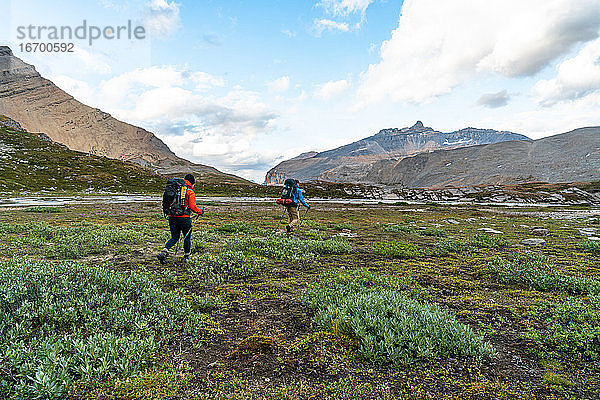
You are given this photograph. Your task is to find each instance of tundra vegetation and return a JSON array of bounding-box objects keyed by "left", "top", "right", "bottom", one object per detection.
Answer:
[{"left": 0, "top": 201, "right": 598, "bottom": 399}]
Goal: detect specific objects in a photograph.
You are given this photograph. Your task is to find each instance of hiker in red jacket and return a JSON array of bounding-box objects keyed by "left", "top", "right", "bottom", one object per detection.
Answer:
[{"left": 157, "top": 174, "right": 203, "bottom": 264}]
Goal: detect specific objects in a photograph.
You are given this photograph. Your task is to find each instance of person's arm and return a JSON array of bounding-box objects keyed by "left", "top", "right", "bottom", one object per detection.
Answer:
[
  {"left": 296, "top": 188, "right": 309, "bottom": 208},
  {"left": 187, "top": 190, "right": 204, "bottom": 214}
]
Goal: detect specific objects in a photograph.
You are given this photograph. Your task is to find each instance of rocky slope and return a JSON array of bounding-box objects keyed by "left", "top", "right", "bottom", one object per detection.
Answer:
[
  {"left": 373, "top": 126, "right": 600, "bottom": 188},
  {"left": 0, "top": 46, "right": 247, "bottom": 184},
  {"left": 265, "top": 121, "right": 529, "bottom": 184},
  {"left": 389, "top": 182, "right": 600, "bottom": 205},
  {"left": 0, "top": 115, "right": 166, "bottom": 193}
]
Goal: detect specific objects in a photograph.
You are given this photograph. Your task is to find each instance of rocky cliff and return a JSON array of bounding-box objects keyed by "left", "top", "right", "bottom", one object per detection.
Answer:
[
  {"left": 0, "top": 46, "right": 247, "bottom": 183},
  {"left": 264, "top": 121, "right": 529, "bottom": 184}
]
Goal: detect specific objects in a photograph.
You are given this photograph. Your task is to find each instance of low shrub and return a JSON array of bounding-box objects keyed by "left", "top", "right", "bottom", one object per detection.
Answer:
[
  {"left": 311, "top": 237, "right": 353, "bottom": 255},
  {"left": 227, "top": 235, "right": 352, "bottom": 264},
  {"left": 0, "top": 221, "right": 33, "bottom": 234},
  {"left": 525, "top": 296, "right": 600, "bottom": 360},
  {"left": 215, "top": 221, "right": 259, "bottom": 235},
  {"left": 303, "top": 229, "right": 325, "bottom": 240},
  {"left": 484, "top": 254, "right": 600, "bottom": 295},
  {"left": 470, "top": 233, "right": 509, "bottom": 249},
  {"left": 228, "top": 236, "right": 315, "bottom": 263},
  {"left": 418, "top": 227, "right": 446, "bottom": 237},
  {"left": 543, "top": 371, "right": 573, "bottom": 387},
  {"left": 0, "top": 257, "right": 202, "bottom": 399},
  {"left": 304, "top": 281, "right": 494, "bottom": 366},
  {"left": 72, "top": 364, "right": 192, "bottom": 400},
  {"left": 372, "top": 241, "right": 421, "bottom": 258},
  {"left": 0, "top": 222, "right": 160, "bottom": 259},
  {"left": 194, "top": 228, "right": 221, "bottom": 243},
  {"left": 383, "top": 224, "right": 414, "bottom": 233},
  {"left": 581, "top": 240, "right": 600, "bottom": 254},
  {"left": 429, "top": 240, "right": 466, "bottom": 257},
  {"left": 317, "top": 268, "right": 431, "bottom": 302},
  {"left": 187, "top": 250, "right": 268, "bottom": 284},
  {"left": 332, "top": 222, "right": 354, "bottom": 231},
  {"left": 22, "top": 206, "right": 63, "bottom": 213},
  {"left": 190, "top": 293, "right": 224, "bottom": 311},
  {"left": 303, "top": 220, "right": 327, "bottom": 230}
]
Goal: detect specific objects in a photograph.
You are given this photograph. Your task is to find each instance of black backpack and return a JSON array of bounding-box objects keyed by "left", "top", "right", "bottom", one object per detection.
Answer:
[
  {"left": 277, "top": 178, "right": 297, "bottom": 206},
  {"left": 162, "top": 178, "right": 188, "bottom": 217}
]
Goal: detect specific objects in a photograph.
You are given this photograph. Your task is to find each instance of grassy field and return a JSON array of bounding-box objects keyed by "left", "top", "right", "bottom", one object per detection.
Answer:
[{"left": 0, "top": 200, "right": 599, "bottom": 399}]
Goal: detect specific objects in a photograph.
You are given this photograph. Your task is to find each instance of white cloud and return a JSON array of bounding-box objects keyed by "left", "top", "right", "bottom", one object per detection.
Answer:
[
  {"left": 317, "top": 0, "right": 374, "bottom": 16},
  {"left": 99, "top": 66, "right": 223, "bottom": 104},
  {"left": 477, "top": 2, "right": 600, "bottom": 77},
  {"left": 100, "top": 0, "right": 128, "bottom": 11},
  {"left": 358, "top": 0, "right": 600, "bottom": 105},
  {"left": 477, "top": 90, "right": 510, "bottom": 108},
  {"left": 112, "top": 85, "right": 276, "bottom": 130},
  {"left": 144, "top": 0, "right": 181, "bottom": 38},
  {"left": 313, "top": 0, "right": 373, "bottom": 36},
  {"left": 162, "top": 126, "right": 284, "bottom": 181},
  {"left": 313, "top": 19, "right": 350, "bottom": 35},
  {"left": 315, "top": 0, "right": 373, "bottom": 33},
  {"left": 281, "top": 29, "right": 296, "bottom": 38},
  {"left": 159, "top": 114, "right": 280, "bottom": 182},
  {"left": 121, "top": 86, "right": 193, "bottom": 120},
  {"left": 503, "top": 92, "right": 600, "bottom": 138},
  {"left": 73, "top": 46, "right": 112, "bottom": 74},
  {"left": 314, "top": 79, "right": 349, "bottom": 100},
  {"left": 94, "top": 67, "right": 278, "bottom": 181},
  {"left": 535, "top": 38, "right": 600, "bottom": 106},
  {"left": 267, "top": 76, "right": 291, "bottom": 93},
  {"left": 190, "top": 71, "right": 226, "bottom": 90}
]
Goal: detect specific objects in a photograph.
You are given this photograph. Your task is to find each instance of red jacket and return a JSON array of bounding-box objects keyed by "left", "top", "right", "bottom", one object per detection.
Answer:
[{"left": 175, "top": 180, "right": 203, "bottom": 218}]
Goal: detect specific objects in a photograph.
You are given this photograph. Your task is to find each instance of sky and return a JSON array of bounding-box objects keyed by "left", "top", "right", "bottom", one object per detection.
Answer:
[{"left": 2, "top": 0, "right": 600, "bottom": 182}]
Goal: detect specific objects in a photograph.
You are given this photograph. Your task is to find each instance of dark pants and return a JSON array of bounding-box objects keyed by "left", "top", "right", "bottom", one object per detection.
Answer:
[{"left": 165, "top": 217, "right": 192, "bottom": 254}]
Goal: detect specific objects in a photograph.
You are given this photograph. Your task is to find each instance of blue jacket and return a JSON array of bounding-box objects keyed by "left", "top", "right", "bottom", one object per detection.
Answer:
[{"left": 292, "top": 187, "right": 309, "bottom": 208}]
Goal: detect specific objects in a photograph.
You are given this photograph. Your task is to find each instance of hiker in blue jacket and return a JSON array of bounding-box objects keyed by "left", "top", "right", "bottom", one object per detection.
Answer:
[{"left": 286, "top": 179, "right": 309, "bottom": 233}]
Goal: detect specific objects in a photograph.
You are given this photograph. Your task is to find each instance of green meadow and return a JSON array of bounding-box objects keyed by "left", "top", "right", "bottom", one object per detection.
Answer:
[{"left": 0, "top": 201, "right": 599, "bottom": 399}]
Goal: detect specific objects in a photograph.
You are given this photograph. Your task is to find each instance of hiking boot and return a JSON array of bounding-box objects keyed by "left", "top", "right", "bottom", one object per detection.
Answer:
[
  {"left": 286, "top": 225, "right": 292, "bottom": 233},
  {"left": 157, "top": 250, "right": 168, "bottom": 265},
  {"left": 183, "top": 253, "right": 191, "bottom": 262}
]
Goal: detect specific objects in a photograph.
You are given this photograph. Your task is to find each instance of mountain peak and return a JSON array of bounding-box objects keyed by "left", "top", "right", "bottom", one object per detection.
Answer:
[
  {"left": 0, "top": 47, "right": 39, "bottom": 79},
  {"left": 0, "top": 46, "right": 13, "bottom": 56},
  {"left": 0, "top": 50, "right": 237, "bottom": 180},
  {"left": 265, "top": 123, "right": 530, "bottom": 185}
]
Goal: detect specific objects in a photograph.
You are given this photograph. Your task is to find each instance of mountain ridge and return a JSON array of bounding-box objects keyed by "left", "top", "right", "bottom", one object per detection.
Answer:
[
  {"left": 373, "top": 126, "right": 600, "bottom": 188},
  {"left": 0, "top": 46, "right": 249, "bottom": 184},
  {"left": 265, "top": 121, "right": 530, "bottom": 184}
]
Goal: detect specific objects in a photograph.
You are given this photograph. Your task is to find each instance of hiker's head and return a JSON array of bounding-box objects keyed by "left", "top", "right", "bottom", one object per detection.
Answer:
[
  {"left": 185, "top": 174, "right": 195, "bottom": 186},
  {"left": 295, "top": 179, "right": 300, "bottom": 187}
]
